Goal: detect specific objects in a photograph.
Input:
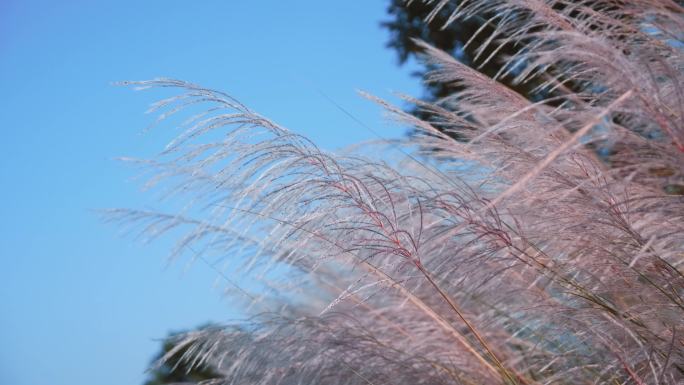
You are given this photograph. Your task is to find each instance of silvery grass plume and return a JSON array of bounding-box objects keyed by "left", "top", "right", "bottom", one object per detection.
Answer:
[{"left": 107, "top": 1, "right": 684, "bottom": 384}]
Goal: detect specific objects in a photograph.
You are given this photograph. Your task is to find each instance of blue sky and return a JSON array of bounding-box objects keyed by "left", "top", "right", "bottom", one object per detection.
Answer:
[{"left": 0, "top": 1, "right": 422, "bottom": 384}]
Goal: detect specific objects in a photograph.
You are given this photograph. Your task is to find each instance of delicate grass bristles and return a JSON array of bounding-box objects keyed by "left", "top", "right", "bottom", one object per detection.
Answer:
[{"left": 111, "top": 1, "right": 684, "bottom": 384}]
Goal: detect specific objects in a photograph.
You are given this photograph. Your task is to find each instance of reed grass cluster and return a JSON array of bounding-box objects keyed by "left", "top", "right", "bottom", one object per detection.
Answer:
[{"left": 111, "top": 1, "right": 684, "bottom": 384}]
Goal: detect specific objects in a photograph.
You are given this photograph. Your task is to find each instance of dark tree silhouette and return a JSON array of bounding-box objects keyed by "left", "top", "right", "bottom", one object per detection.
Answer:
[
  {"left": 143, "top": 327, "right": 221, "bottom": 385},
  {"left": 382, "top": 0, "right": 684, "bottom": 194},
  {"left": 383, "top": 0, "right": 547, "bottom": 106}
]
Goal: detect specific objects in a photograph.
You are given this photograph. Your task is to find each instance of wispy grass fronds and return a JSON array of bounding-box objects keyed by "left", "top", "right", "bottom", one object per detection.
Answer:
[{"left": 112, "top": 1, "right": 683, "bottom": 384}]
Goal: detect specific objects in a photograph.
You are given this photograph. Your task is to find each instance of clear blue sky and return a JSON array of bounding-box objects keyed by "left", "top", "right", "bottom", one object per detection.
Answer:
[{"left": 0, "top": 1, "right": 421, "bottom": 385}]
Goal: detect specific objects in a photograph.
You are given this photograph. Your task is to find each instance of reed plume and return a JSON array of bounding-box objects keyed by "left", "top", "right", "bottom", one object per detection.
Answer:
[{"left": 110, "top": 1, "right": 684, "bottom": 384}]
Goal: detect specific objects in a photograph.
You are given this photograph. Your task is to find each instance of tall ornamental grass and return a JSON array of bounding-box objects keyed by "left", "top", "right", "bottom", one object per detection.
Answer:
[{"left": 110, "top": 1, "right": 684, "bottom": 384}]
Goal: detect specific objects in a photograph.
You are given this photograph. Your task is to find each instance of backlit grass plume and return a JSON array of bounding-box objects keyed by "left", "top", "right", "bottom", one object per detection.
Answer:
[{"left": 110, "top": 1, "right": 684, "bottom": 384}]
